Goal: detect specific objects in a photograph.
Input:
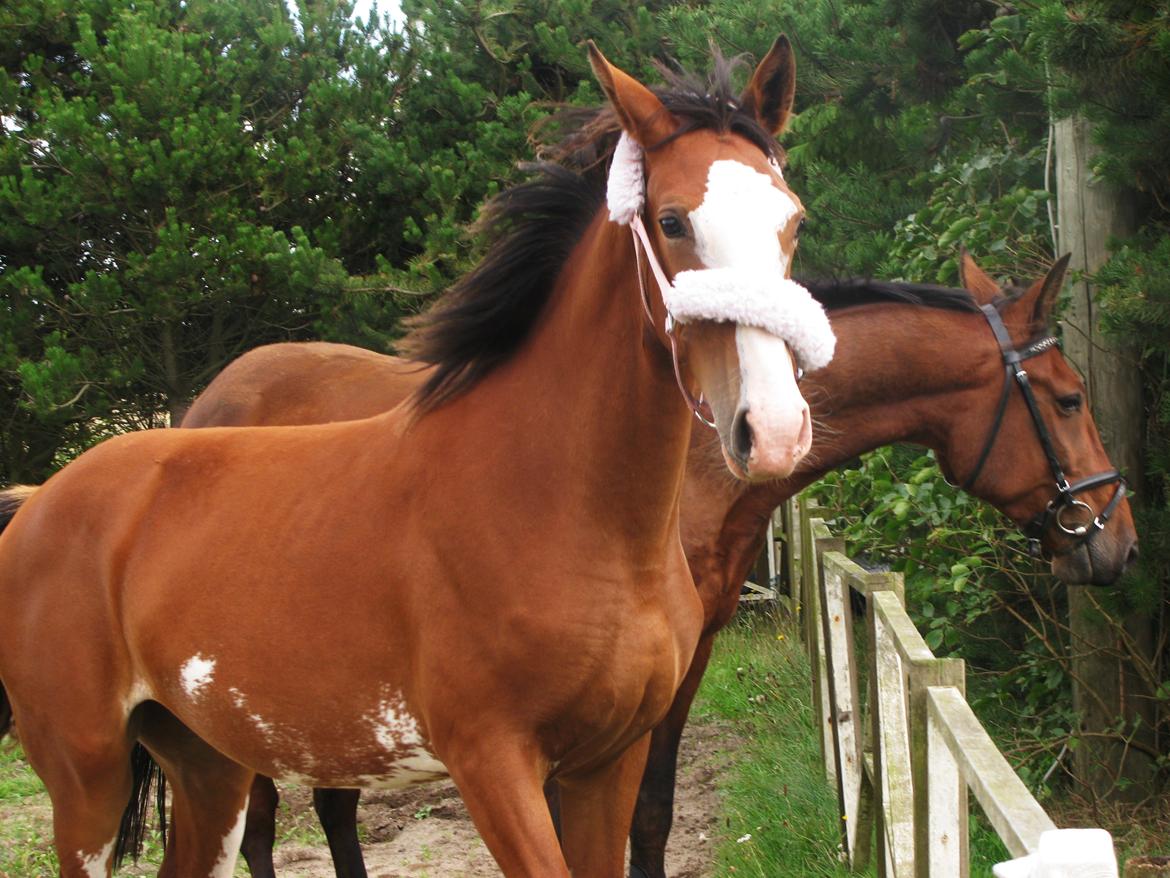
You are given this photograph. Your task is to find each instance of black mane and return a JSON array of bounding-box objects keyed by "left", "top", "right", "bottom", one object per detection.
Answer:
[
  {"left": 798, "top": 277, "right": 984, "bottom": 313},
  {"left": 399, "top": 54, "right": 782, "bottom": 413}
]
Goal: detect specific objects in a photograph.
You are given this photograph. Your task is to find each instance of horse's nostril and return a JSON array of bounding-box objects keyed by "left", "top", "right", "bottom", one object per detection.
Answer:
[
  {"left": 731, "top": 407, "right": 754, "bottom": 466},
  {"left": 1126, "top": 543, "right": 1140, "bottom": 569}
]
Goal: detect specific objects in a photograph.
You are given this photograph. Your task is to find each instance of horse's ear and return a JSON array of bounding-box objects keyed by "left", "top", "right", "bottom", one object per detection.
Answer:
[
  {"left": 740, "top": 35, "right": 797, "bottom": 136},
  {"left": 587, "top": 42, "right": 675, "bottom": 147},
  {"left": 1018, "top": 253, "right": 1072, "bottom": 330},
  {"left": 958, "top": 248, "right": 1002, "bottom": 305}
]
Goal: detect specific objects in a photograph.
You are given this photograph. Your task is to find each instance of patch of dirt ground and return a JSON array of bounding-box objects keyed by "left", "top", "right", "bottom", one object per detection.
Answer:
[{"left": 268, "top": 717, "right": 738, "bottom": 878}]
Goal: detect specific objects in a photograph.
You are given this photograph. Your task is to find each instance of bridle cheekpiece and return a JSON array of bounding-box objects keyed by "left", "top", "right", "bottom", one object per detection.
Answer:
[{"left": 957, "top": 303, "right": 1127, "bottom": 556}]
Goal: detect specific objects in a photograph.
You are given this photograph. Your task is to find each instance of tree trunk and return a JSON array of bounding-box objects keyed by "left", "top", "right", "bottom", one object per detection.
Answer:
[
  {"left": 1054, "top": 115, "right": 1157, "bottom": 801},
  {"left": 160, "top": 321, "right": 188, "bottom": 428}
]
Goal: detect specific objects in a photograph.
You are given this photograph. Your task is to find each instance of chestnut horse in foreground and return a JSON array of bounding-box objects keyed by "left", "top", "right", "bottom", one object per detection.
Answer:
[
  {"left": 183, "top": 253, "right": 1137, "bottom": 878},
  {"left": 0, "top": 40, "right": 839, "bottom": 877}
]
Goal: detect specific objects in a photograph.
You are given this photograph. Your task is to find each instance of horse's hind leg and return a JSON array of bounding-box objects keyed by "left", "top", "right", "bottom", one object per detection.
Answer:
[
  {"left": 16, "top": 718, "right": 135, "bottom": 877},
  {"left": 137, "top": 704, "right": 254, "bottom": 878}
]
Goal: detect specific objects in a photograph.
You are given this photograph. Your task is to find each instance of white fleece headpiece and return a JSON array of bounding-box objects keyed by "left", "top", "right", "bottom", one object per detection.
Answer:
[{"left": 607, "top": 132, "right": 836, "bottom": 372}]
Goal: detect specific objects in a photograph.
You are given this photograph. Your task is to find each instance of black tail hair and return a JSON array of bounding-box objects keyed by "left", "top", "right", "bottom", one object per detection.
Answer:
[
  {"left": 0, "top": 681, "right": 10, "bottom": 741},
  {"left": 113, "top": 744, "right": 168, "bottom": 867},
  {"left": 0, "top": 485, "right": 36, "bottom": 537}
]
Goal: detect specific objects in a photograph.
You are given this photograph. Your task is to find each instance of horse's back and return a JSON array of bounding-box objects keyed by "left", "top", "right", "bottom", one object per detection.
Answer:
[{"left": 182, "top": 342, "right": 426, "bottom": 428}]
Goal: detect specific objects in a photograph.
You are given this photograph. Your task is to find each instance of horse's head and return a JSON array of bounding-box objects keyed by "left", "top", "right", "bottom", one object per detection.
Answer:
[
  {"left": 588, "top": 38, "right": 834, "bottom": 483},
  {"left": 938, "top": 253, "right": 1138, "bottom": 586}
]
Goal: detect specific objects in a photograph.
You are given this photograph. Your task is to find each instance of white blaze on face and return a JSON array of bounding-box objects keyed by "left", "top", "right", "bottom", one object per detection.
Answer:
[
  {"left": 734, "top": 325, "right": 811, "bottom": 473},
  {"left": 210, "top": 803, "right": 249, "bottom": 878},
  {"left": 688, "top": 160, "right": 810, "bottom": 477},
  {"left": 689, "top": 160, "right": 799, "bottom": 276},
  {"left": 180, "top": 654, "right": 216, "bottom": 700},
  {"left": 77, "top": 838, "right": 115, "bottom": 878}
]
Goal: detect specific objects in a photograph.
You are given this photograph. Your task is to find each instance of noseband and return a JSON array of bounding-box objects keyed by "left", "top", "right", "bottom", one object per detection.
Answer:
[{"left": 957, "top": 303, "right": 1126, "bottom": 555}]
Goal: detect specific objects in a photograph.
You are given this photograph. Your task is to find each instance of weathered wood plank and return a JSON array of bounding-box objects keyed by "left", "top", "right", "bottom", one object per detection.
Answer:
[
  {"left": 926, "top": 697, "right": 963, "bottom": 878},
  {"left": 808, "top": 517, "right": 845, "bottom": 786},
  {"left": 821, "top": 551, "right": 865, "bottom": 861},
  {"left": 871, "top": 598, "right": 917, "bottom": 876},
  {"left": 926, "top": 686, "right": 1057, "bottom": 858}
]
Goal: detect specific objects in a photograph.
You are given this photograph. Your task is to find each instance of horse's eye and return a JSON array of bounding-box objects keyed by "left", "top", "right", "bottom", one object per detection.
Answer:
[
  {"left": 658, "top": 215, "right": 686, "bottom": 239},
  {"left": 1057, "top": 393, "right": 1083, "bottom": 414}
]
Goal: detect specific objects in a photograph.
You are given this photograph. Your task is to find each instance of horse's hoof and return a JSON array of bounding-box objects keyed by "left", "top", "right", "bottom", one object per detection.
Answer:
[{"left": 629, "top": 866, "right": 652, "bottom": 878}]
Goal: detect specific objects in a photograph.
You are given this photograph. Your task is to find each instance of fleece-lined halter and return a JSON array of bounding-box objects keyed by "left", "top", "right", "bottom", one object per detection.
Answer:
[{"left": 607, "top": 131, "right": 836, "bottom": 416}]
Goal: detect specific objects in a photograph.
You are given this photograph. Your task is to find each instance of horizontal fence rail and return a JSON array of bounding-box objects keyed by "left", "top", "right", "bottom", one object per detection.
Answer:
[{"left": 770, "top": 496, "right": 1120, "bottom": 878}]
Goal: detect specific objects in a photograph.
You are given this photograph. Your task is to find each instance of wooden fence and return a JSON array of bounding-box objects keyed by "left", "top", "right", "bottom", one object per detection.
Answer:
[{"left": 758, "top": 496, "right": 1120, "bottom": 878}]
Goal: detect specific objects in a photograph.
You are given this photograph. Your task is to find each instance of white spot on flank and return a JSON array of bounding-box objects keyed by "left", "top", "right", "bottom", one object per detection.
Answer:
[
  {"left": 228, "top": 686, "right": 247, "bottom": 709},
  {"left": 370, "top": 694, "right": 424, "bottom": 751},
  {"left": 179, "top": 654, "right": 216, "bottom": 700},
  {"left": 690, "top": 160, "right": 799, "bottom": 275},
  {"left": 249, "top": 713, "right": 275, "bottom": 739},
  {"left": 77, "top": 838, "right": 114, "bottom": 878},
  {"left": 210, "top": 803, "right": 248, "bottom": 878}
]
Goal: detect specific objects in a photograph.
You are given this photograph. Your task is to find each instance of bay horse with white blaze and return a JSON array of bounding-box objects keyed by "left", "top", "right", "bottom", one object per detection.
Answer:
[
  {"left": 0, "top": 39, "right": 835, "bottom": 878},
  {"left": 182, "top": 253, "right": 1137, "bottom": 878}
]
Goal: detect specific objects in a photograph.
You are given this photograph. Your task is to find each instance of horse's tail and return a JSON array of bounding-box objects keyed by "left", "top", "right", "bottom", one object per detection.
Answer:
[
  {"left": 0, "top": 681, "right": 10, "bottom": 741},
  {"left": 0, "top": 486, "right": 37, "bottom": 741},
  {"left": 114, "top": 744, "right": 168, "bottom": 868},
  {"left": 0, "top": 484, "right": 37, "bottom": 537}
]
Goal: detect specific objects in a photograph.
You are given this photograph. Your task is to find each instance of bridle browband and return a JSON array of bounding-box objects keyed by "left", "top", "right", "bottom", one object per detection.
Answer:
[{"left": 957, "top": 303, "right": 1126, "bottom": 556}]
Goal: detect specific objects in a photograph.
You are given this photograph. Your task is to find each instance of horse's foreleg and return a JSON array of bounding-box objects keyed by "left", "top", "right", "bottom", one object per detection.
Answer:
[
  {"left": 239, "top": 775, "right": 280, "bottom": 878},
  {"left": 559, "top": 734, "right": 653, "bottom": 878},
  {"left": 446, "top": 742, "right": 570, "bottom": 877},
  {"left": 312, "top": 788, "right": 366, "bottom": 878},
  {"left": 628, "top": 633, "right": 716, "bottom": 878}
]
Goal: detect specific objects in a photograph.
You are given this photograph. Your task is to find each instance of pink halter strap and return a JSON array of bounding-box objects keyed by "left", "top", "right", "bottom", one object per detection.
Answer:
[{"left": 628, "top": 214, "right": 716, "bottom": 428}]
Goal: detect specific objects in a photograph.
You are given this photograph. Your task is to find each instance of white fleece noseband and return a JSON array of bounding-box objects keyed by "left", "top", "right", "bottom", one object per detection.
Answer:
[{"left": 607, "top": 132, "right": 835, "bottom": 372}]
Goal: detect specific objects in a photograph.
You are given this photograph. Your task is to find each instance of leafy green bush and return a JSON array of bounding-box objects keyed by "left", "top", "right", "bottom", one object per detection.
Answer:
[{"left": 813, "top": 448, "right": 1078, "bottom": 790}]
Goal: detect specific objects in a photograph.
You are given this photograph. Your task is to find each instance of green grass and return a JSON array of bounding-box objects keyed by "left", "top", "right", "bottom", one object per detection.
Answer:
[
  {"left": 696, "top": 607, "right": 1016, "bottom": 877},
  {"left": 694, "top": 607, "right": 862, "bottom": 876}
]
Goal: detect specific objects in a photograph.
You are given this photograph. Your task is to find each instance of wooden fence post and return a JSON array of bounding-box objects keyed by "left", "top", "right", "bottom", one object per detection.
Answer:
[
  {"left": 910, "top": 655, "right": 965, "bottom": 878},
  {"left": 1055, "top": 113, "right": 1157, "bottom": 800}
]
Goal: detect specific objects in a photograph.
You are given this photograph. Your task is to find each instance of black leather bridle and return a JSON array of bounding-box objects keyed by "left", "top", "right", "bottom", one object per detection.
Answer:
[{"left": 955, "top": 303, "right": 1127, "bottom": 557}]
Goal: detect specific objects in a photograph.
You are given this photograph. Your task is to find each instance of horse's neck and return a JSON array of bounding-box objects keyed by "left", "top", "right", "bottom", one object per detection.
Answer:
[
  {"left": 691, "top": 304, "right": 993, "bottom": 544},
  {"left": 422, "top": 213, "right": 694, "bottom": 556}
]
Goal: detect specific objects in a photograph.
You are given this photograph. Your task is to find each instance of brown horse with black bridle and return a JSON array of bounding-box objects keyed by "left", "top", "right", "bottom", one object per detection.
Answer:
[
  {"left": 0, "top": 40, "right": 838, "bottom": 877},
  {"left": 181, "top": 253, "right": 1137, "bottom": 878}
]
